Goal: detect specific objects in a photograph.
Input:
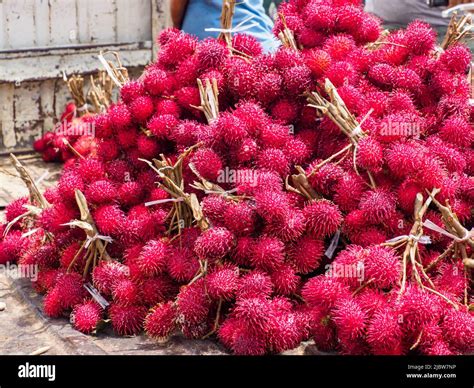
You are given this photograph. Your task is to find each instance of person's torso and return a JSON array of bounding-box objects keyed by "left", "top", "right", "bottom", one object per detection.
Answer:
[
  {"left": 365, "top": 0, "right": 449, "bottom": 28},
  {"left": 181, "top": 0, "right": 279, "bottom": 52}
]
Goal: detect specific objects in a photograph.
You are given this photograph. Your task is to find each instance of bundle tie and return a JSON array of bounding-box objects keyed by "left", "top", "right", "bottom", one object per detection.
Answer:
[
  {"left": 84, "top": 233, "right": 114, "bottom": 249},
  {"left": 423, "top": 219, "right": 474, "bottom": 243},
  {"left": 325, "top": 229, "right": 341, "bottom": 259},
  {"left": 386, "top": 234, "right": 432, "bottom": 245},
  {"left": 145, "top": 197, "right": 184, "bottom": 207},
  {"left": 205, "top": 15, "right": 258, "bottom": 34},
  {"left": 77, "top": 103, "right": 91, "bottom": 112},
  {"left": 84, "top": 282, "right": 109, "bottom": 309}
]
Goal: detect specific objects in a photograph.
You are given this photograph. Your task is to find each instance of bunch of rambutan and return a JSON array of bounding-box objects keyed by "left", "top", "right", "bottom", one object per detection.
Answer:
[
  {"left": 33, "top": 102, "right": 98, "bottom": 163},
  {"left": 1, "top": 0, "right": 473, "bottom": 356}
]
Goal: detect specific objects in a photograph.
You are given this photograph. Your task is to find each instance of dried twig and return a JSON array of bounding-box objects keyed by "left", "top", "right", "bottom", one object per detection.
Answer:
[
  {"left": 191, "top": 79, "right": 220, "bottom": 124},
  {"left": 441, "top": 12, "right": 473, "bottom": 50}
]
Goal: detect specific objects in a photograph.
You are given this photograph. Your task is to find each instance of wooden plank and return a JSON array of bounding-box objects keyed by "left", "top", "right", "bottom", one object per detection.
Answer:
[
  {"left": 0, "top": 155, "right": 62, "bottom": 206},
  {"left": 13, "top": 81, "right": 42, "bottom": 150},
  {"left": 87, "top": 0, "right": 116, "bottom": 43},
  {"left": 49, "top": 0, "right": 78, "bottom": 46},
  {"left": 0, "top": 1, "right": 5, "bottom": 49},
  {"left": 39, "top": 79, "right": 55, "bottom": 134},
  {"left": 75, "top": 0, "right": 90, "bottom": 44},
  {"left": 116, "top": 0, "right": 152, "bottom": 43},
  {"left": 0, "top": 83, "right": 16, "bottom": 149},
  {"left": 151, "top": 0, "right": 171, "bottom": 60},
  {"left": 4, "top": 0, "right": 36, "bottom": 49},
  {"left": 34, "top": 0, "right": 50, "bottom": 46},
  {"left": 0, "top": 42, "right": 153, "bottom": 82}
]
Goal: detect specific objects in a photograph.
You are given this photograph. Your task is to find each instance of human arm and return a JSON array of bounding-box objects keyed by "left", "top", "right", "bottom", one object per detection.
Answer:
[{"left": 170, "top": 0, "right": 189, "bottom": 29}]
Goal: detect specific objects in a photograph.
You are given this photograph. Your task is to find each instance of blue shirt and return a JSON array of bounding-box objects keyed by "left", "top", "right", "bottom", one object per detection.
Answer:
[{"left": 181, "top": 0, "right": 280, "bottom": 53}]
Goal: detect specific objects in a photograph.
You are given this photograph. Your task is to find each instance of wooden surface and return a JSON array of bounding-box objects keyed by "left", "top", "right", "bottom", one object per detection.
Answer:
[{"left": 0, "top": 154, "right": 62, "bottom": 208}]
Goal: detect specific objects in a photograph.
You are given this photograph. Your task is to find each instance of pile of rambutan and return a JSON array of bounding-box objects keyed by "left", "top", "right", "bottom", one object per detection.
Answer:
[
  {"left": 1, "top": 0, "right": 473, "bottom": 355},
  {"left": 33, "top": 102, "right": 98, "bottom": 163}
]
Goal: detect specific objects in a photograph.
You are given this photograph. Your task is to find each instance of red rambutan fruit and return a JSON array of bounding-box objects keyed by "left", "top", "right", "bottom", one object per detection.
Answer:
[
  {"left": 439, "top": 116, "right": 473, "bottom": 148},
  {"left": 271, "top": 264, "right": 300, "bottom": 296},
  {"left": 167, "top": 247, "right": 199, "bottom": 283},
  {"left": 356, "top": 136, "right": 384, "bottom": 173},
  {"left": 305, "top": 4, "right": 336, "bottom": 31},
  {"left": 325, "top": 61, "right": 358, "bottom": 87},
  {"left": 368, "top": 63, "right": 395, "bottom": 87},
  {"left": 231, "top": 236, "right": 255, "bottom": 267},
  {"left": 333, "top": 298, "right": 367, "bottom": 345},
  {"left": 43, "top": 288, "right": 64, "bottom": 318},
  {"left": 441, "top": 309, "right": 474, "bottom": 353},
  {"left": 194, "top": 227, "right": 235, "bottom": 262},
  {"left": 147, "top": 114, "right": 178, "bottom": 139},
  {"left": 71, "top": 301, "right": 103, "bottom": 334},
  {"left": 144, "top": 68, "right": 175, "bottom": 96},
  {"left": 136, "top": 135, "right": 159, "bottom": 160},
  {"left": 283, "top": 64, "right": 313, "bottom": 95},
  {"left": 356, "top": 288, "right": 388, "bottom": 319},
  {"left": 207, "top": 266, "right": 239, "bottom": 301},
  {"left": 176, "top": 279, "right": 210, "bottom": 325},
  {"left": 271, "top": 99, "right": 299, "bottom": 124},
  {"left": 58, "top": 170, "right": 84, "bottom": 202},
  {"left": 109, "top": 103, "right": 132, "bottom": 130},
  {"left": 109, "top": 304, "right": 147, "bottom": 336},
  {"left": 234, "top": 296, "right": 272, "bottom": 334},
  {"left": 129, "top": 95, "right": 155, "bottom": 123},
  {"left": 365, "top": 245, "right": 401, "bottom": 289},
  {"left": 251, "top": 236, "right": 285, "bottom": 272},
  {"left": 305, "top": 49, "right": 332, "bottom": 78},
  {"left": 367, "top": 309, "right": 403, "bottom": 355},
  {"left": 255, "top": 72, "right": 283, "bottom": 105},
  {"left": 396, "top": 285, "right": 443, "bottom": 336},
  {"left": 440, "top": 44, "right": 471, "bottom": 74},
  {"left": 304, "top": 200, "right": 343, "bottom": 239},
  {"left": 302, "top": 276, "right": 351, "bottom": 310},
  {"left": 137, "top": 239, "right": 167, "bottom": 276},
  {"left": 93, "top": 204, "right": 125, "bottom": 236},
  {"left": 141, "top": 276, "right": 176, "bottom": 306},
  {"left": 257, "top": 148, "right": 290, "bottom": 177},
  {"left": 190, "top": 148, "right": 223, "bottom": 181},
  {"left": 324, "top": 34, "right": 356, "bottom": 61},
  {"left": 213, "top": 113, "right": 248, "bottom": 144},
  {"left": 145, "top": 302, "right": 177, "bottom": 339},
  {"left": 97, "top": 139, "right": 120, "bottom": 161},
  {"left": 334, "top": 172, "right": 367, "bottom": 212},
  {"left": 232, "top": 324, "right": 267, "bottom": 355},
  {"left": 112, "top": 279, "right": 140, "bottom": 306},
  {"left": 196, "top": 38, "right": 229, "bottom": 69},
  {"left": 237, "top": 271, "right": 272, "bottom": 300},
  {"left": 232, "top": 33, "right": 263, "bottom": 57},
  {"left": 223, "top": 202, "right": 256, "bottom": 236},
  {"left": 288, "top": 236, "right": 324, "bottom": 275},
  {"left": 5, "top": 196, "right": 28, "bottom": 223},
  {"left": 201, "top": 195, "right": 228, "bottom": 225},
  {"left": 120, "top": 80, "right": 145, "bottom": 104},
  {"left": 55, "top": 272, "right": 86, "bottom": 310},
  {"left": 395, "top": 68, "right": 423, "bottom": 93},
  {"left": 92, "top": 261, "right": 129, "bottom": 296},
  {"left": 265, "top": 208, "right": 306, "bottom": 243},
  {"left": 405, "top": 20, "right": 436, "bottom": 55},
  {"left": 359, "top": 189, "right": 397, "bottom": 224}
]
